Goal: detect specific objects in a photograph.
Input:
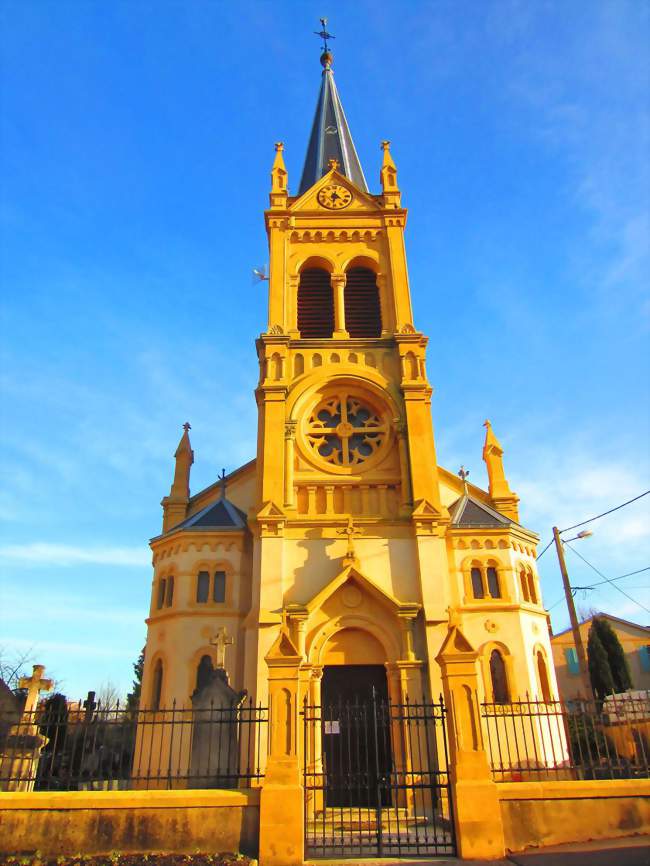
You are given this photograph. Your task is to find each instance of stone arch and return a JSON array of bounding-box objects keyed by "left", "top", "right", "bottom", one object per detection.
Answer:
[
  {"left": 296, "top": 254, "right": 335, "bottom": 273},
  {"left": 478, "top": 640, "right": 514, "bottom": 704},
  {"left": 308, "top": 615, "right": 399, "bottom": 668},
  {"left": 293, "top": 353, "right": 305, "bottom": 377},
  {"left": 533, "top": 643, "right": 553, "bottom": 703}
]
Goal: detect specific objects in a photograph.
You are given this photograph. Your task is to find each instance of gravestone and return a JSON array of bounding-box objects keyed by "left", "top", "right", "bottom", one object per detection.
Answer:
[
  {"left": 0, "top": 664, "right": 53, "bottom": 791},
  {"left": 189, "top": 662, "right": 246, "bottom": 789}
]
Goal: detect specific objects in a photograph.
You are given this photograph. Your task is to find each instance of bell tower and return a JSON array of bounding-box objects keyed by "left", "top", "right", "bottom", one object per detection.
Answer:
[{"left": 247, "top": 43, "right": 453, "bottom": 703}]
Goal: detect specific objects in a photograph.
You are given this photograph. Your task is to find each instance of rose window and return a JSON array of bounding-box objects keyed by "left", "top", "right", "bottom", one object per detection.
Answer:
[{"left": 305, "top": 394, "right": 388, "bottom": 467}]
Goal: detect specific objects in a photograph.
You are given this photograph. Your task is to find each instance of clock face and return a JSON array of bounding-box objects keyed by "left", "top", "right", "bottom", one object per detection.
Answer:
[{"left": 317, "top": 184, "right": 353, "bottom": 210}]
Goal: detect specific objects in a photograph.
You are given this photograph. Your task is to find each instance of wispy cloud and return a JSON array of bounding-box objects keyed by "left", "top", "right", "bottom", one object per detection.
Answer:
[{"left": 0, "top": 543, "right": 150, "bottom": 567}]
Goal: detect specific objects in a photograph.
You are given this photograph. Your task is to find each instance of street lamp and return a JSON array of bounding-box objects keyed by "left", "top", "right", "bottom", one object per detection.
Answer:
[{"left": 552, "top": 526, "right": 595, "bottom": 700}]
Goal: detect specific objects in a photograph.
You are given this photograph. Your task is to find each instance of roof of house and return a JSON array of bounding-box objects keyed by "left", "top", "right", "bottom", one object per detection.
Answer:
[{"left": 551, "top": 611, "right": 650, "bottom": 640}]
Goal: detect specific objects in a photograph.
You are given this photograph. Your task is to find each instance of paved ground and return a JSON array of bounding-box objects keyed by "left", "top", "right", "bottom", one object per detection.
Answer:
[{"left": 306, "top": 833, "right": 650, "bottom": 866}]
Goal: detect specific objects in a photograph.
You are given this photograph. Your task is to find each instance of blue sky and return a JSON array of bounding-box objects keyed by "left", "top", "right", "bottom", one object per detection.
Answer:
[{"left": 1, "top": 1, "right": 648, "bottom": 699}]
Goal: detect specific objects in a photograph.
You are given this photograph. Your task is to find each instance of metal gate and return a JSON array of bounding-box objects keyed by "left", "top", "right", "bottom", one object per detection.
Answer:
[{"left": 302, "top": 694, "right": 455, "bottom": 859}]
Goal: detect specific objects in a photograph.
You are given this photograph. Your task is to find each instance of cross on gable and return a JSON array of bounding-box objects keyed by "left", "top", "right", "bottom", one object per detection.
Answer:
[
  {"left": 209, "top": 626, "right": 234, "bottom": 669},
  {"left": 337, "top": 516, "right": 359, "bottom": 565},
  {"left": 18, "top": 664, "right": 53, "bottom": 715}
]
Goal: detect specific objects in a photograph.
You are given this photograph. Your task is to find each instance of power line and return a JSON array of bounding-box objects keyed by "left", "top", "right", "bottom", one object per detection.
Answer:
[
  {"left": 564, "top": 542, "right": 650, "bottom": 615},
  {"left": 560, "top": 489, "right": 650, "bottom": 533},
  {"left": 572, "top": 566, "right": 650, "bottom": 591},
  {"left": 536, "top": 538, "right": 553, "bottom": 561}
]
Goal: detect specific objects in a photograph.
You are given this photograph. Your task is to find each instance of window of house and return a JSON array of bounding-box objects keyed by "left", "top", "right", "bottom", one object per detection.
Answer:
[
  {"left": 537, "top": 651, "right": 552, "bottom": 702},
  {"left": 471, "top": 567, "right": 485, "bottom": 599},
  {"left": 489, "top": 649, "right": 510, "bottom": 704},
  {"left": 344, "top": 267, "right": 382, "bottom": 338},
  {"left": 564, "top": 646, "right": 579, "bottom": 675},
  {"left": 297, "top": 268, "right": 334, "bottom": 338},
  {"left": 213, "top": 571, "right": 226, "bottom": 603},
  {"left": 197, "top": 571, "right": 210, "bottom": 603},
  {"left": 487, "top": 567, "right": 501, "bottom": 598},
  {"left": 152, "top": 659, "right": 163, "bottom": 711},
  {"left": 639, "top": 645, "right": 650, "bottom": 673},
  {"left": 157, "top": 578, "right": 166, "bottom": 610},
  {"left": 165, "top": 575, "right": 174, "bottom": 607}
]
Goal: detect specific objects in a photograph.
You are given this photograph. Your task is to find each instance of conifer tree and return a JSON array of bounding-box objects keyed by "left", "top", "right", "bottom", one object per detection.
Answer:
[
  {"left": 587, "top": 623, "right": 615, "bottom": 700},
  {"left": 592, "top": 616, "right": 632, "bottom": 693},
  {"left": 126, "top": 648, "right": 145, "bottom": 713}
]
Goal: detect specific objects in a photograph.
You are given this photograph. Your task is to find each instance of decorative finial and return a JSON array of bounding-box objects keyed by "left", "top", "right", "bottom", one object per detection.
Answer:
[
  {"left": 483, "top": 419, "right": 491, "bottom": 429},
  {"left": 183, "top": 422, "right": 191, "bottom": 432},
  {"left": 275, "top": 142, "right": 284, "bottom": 152},
  {"left": 328, "top": 158, "right": 339, "bottom": 171},
  {"left": 381, "top": 140, "right": 391, "bottom": 151},
  {"left": 218, "top": 468, "right": 227, "bottom": 498},
  {"left": 458, "top": 465, "right": 470, "bottom": 492}
]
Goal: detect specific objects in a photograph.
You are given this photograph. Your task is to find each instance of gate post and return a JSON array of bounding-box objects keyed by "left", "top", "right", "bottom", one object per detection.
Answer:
[
  {"left": 436, "top": 623, "right": 505, "bottom": 860},
  {"left": 259, "top": 627, "right": 304, "bottom": 866}
]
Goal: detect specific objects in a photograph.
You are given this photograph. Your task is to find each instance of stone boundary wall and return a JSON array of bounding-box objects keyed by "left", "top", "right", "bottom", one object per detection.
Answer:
[
  {"left": 498, "top": 779, "right": 650, "bottom": 852},
  {"left": 0, "top": 788, "right": 260, "bottom": 857}
]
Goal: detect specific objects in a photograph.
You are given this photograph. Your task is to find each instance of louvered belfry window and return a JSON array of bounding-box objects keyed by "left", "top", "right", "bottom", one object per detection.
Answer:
[
  {"left": 344, "top": 267, "right": 382, "bottom": 338},
  {"left": 298, "top": 268, "right": 334, "bottom": 338}
]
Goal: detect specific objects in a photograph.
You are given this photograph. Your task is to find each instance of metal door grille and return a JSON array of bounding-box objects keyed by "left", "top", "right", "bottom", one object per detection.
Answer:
[{"left": 302, "top": 694, "right": 455, "bottom": 859}]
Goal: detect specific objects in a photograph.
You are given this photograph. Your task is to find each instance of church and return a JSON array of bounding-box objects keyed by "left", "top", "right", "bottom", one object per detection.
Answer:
[{"left": 139, "top": 41, "right": 558, "bottom": 747}]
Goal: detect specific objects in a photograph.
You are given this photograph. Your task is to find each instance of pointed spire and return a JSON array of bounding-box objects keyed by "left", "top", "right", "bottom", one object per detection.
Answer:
[
  {"left": 482, "top": 420, "right": 520, "bottom": 521},
  {"left": 162, "top": 423, "right": 194, "bottom": 532},
  {"left": 380, "top": 140, "right": 401, "bottom": 207},
  {"left": 269, "top": 142, "right": 288, "bottom": 208},
  {"left": 298, "top": 40, "right": 368, "bottom": 195}
]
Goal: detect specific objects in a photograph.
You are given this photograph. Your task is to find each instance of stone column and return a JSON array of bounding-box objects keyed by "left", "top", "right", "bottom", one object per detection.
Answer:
[
  {"left": 435, "top": 624, "right": 505, "bottom": 859},
  {"left": 259, "top": 629, "right": 304, "bottom": 866},
  {"left": 331, "top": 273, "right": 348, "bottom": 339}
]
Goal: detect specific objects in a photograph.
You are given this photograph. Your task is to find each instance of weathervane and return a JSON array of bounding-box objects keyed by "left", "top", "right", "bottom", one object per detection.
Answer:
[
  {"left": 458, "top": 465, "right": 470, "bottom": 493},
  {"left": 314, "top": 17, "right": 335, "bottom": 53},
  {"left": 218, "top": 468, "right": 227, "bottom": 498}
]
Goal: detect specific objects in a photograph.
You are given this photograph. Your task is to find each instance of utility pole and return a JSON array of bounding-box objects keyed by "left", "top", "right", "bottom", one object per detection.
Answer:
[{"left": 552, "top": 526, "right": 594, "bottom": 700}]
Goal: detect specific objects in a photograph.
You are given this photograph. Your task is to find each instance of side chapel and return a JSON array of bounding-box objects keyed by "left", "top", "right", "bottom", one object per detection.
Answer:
[{"left": 140, "top": 47, "right": 559, "bottom": 724}]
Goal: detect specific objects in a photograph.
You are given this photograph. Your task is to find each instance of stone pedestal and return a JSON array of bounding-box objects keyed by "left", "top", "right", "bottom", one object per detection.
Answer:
[{"left": 0, "top": 724, "right": 48, "bottom": 792}]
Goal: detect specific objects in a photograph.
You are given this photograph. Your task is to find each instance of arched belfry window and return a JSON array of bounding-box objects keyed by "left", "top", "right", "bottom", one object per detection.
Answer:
[
  {"left": 489, "top": 649, "right": 510, "bottom": 704},
  {"left": 344, "top": 267, "right": 382, "bottom": 338},
  {"left": 298, "top": 268, "right": 334, "bottom": 338}
]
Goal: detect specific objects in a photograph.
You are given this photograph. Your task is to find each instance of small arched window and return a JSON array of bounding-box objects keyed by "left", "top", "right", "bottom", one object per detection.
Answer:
[
  {"left": 344, "top": 267, "right": 382, "bottom": 338},
  {"left": 537, "top": 651, "right": 551, "bottom": 703},
  {"left": 196, "top": 654, "right": 214, "bottom": 691},
  {"left": 213, "top": 571, "right": 226, "bottom": 603},
  {"left": 527, "top": 572, "right": 537, "bottom": 605},
  {"left": 152, "top": 659, "right": 163, "bottom": 711},
  {"left": 489, "top": 649, "right": 509, "bottom": 704},
  {"left": 487, "top": 567, "right": 501, "bottom": 598},
  {"left": 197, "top": 571, "right": 210, "bottom": 603},
  {"left": 298, "top": 268, "right": 334, "bottom": 338},
  {"left": 165, "top": 575, "right": 174, "bottom": 607},
  {"left": 471, "top": 567, "right": 485, "bottom": 599},
  {"left": 519, "top": 569, "right": 530, "bottom": 602},
  {"left": 156, "top": 578, "right": 166, "bottom": 610}
]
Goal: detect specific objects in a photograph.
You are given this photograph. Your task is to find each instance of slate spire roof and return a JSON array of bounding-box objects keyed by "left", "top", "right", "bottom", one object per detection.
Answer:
[
  {"left": 448, "top": 493, "right": 514, "bottom": 528},
  {"left": 298, "top": 52, "right": 368, "bottom": 195}
]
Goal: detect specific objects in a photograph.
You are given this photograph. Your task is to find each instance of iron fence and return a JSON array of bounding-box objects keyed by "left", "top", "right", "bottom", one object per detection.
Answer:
[
  {"left": 0, "top": 698, "right": 267, "bottom": 791},
  {"left": 481, "top": 691, "right": 650, "bottom": 782}
]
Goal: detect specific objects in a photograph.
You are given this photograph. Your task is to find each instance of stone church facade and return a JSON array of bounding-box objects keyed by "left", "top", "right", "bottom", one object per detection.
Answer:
[{"left": 139, "top": 48, "right": 558, "bottom": 729}]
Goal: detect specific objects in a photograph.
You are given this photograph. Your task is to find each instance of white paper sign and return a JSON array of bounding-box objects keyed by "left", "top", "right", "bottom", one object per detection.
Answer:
[{"left": 324, "top": 720, "right": 341, "bottom": 734}]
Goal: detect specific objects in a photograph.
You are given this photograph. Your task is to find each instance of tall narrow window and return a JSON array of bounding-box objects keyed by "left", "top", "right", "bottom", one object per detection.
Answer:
[
  {"left": 527, "top": 572, "right": 537, "bottom": 604},
  {"left": 213, "top": 571, "right": 226, "bottom": 603},
  {"left": 537, "top": 651, "right": 551, "bottom": 703},
  {"left": 471, "top": 567, "right": 485, "bottom": 599},
  {"left": 297, "top": 268, "right": 334, "bottom": 338},
  {"left": 519, "top": 569, "right": 530, "bottom": 602},
  {"left": 196, "top": 654, "right": 214, "bottom": 691},
  {"left": 197, "top": 571, "right": 210, "bottom": 603},
  {"left": 165, "top": 575, "right": 174, "bottom": 607},
  {"left": 489, "top": 650, "right": 509, "bottom": 704},
  {"left": 157, "top": 578, "right": 166, "bottom": 610},
  {"left": 152, "top": 659, "right": 163, "bottom": 711},
  {"left": 344, "top": 267, "right": 382, "bottom": 337},
  {"left": 487, "top": 567, "right": 501, "bottom": 598}
]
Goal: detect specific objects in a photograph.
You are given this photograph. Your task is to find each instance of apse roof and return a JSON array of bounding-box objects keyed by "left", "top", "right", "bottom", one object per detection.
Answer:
[
  {"left": 298, "top": 55, "right": 368, "bottom": 195},
  {"left": 448, "top": 494, "right": 512, "bottom": 528},
  {"left": 171, "top": 497, "right": 247, "bottom": 532}
]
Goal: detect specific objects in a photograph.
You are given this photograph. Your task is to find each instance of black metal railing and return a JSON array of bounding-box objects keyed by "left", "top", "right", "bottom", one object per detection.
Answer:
[
  {"left": 302, "top": 695, "right": 455, "bottom": 859},
  {"left": 0, "top": 699, "right": 267, "bottom": 791},
  {"left": 481, "top": 691, "right": 650, "bottom": 782}
]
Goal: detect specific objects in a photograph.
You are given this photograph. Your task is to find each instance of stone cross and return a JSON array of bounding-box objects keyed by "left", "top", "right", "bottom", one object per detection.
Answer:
[
  {"left": 338, "top": 516, "right": 359, "bottom": 566},
  {"left": 328, "top": 158, "right": 340, "bottom": 171},
  {"left": 83, "top": 690, "right": 97, "bottom": 723},
  {"left": 218, "top": 468, "right": 227, "bottom": 498},
  {"left": 18, "top": 665, "right": 53, "bottom": 716},
  {"left": 210, "top": 627, "right": 234, "bottom": 669}
]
